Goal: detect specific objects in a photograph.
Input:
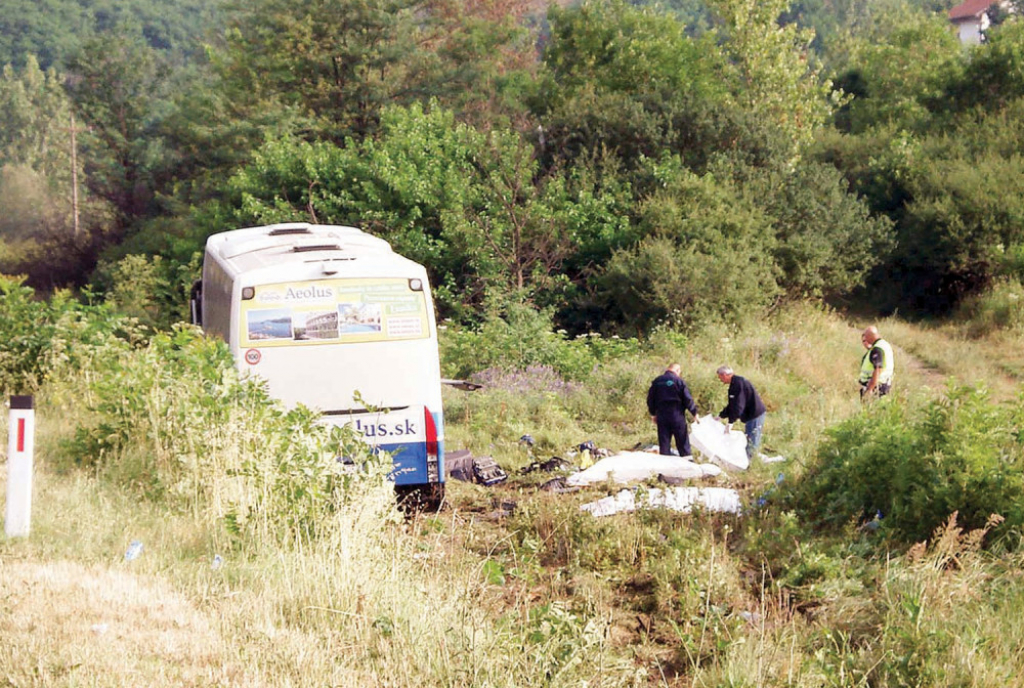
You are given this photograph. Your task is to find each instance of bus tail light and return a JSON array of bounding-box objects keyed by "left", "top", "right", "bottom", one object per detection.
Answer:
[{"left": 424, "top": 407, "right": 440, "bottom": 482}]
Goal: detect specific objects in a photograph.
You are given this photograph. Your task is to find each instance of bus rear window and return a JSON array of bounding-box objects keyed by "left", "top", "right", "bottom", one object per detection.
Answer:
[{"left": 240, "top": 277, "right": 429, "bottom": 347}]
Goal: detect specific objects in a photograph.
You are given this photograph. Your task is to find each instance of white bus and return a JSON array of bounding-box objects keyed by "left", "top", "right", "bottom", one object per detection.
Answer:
[{"left": 192, "top": 223, "right": 445, "bottom": 503}]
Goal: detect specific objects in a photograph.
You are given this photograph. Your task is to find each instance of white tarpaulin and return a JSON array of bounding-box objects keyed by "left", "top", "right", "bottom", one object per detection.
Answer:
[
  {"left": 581, "top": 486, "right": 742, "bottom": 517},
  {"left": 690, "top": 415, "right": 749, "bottom": 471},
  {"left": 565, "top": 453, "right": 722, "bottom": 487}
]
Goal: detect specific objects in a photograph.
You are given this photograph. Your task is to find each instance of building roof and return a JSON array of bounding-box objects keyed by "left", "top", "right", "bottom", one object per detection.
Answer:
[{"left": 949, "top": 0, "right": 994, "bottom": 20}]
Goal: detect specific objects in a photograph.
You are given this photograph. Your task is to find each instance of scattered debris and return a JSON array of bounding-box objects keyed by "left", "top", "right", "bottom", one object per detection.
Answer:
[
  {"left": 658, "top": 473, "right": 701, "bottom": 486},
  {"left": 211, "top": 554, "right": 224, "bottom": 570},
  {"left": 756, "top": 473, "right": 786, "bottom": 507},
  {"left": 518, "top": 434, "right": 536, "bottom": 447},
  {"left": 738, "top": 611, "right": 763, "bottom": 625},
  {"left": 520, "top": 456, "right": 574, "bottom": 474},
  {"left": 581, "top": 486, "right": 742, "bottom": 517},
  {"left": 472, "top": 456, "right": 509, "bottom": 486},
  {"left": 444, "top": 450, "right": 508, "bottom": 485},
  {"left": 482, "top": 498, "right": 517, "bottom": 521},
  {"left": 539, "top": 477, "right": 580, "bottom": 494},
  {"left": 760, "top": 454, "right": 786, "bottom": 464},
  {"left": 442, "top": 378, "right": 484, "bottom": 391},
  {"left": 124, "top": 540, "right": 143, "bottom": 562},
  {"left": 565, "top": 453, "right": 721, "bottom": 487},
  {"left": 445, "top": 450, "right": 476, "bottom": 482},
  {"left": 860, "top": 510, "right": 883, "bottom": 532}
]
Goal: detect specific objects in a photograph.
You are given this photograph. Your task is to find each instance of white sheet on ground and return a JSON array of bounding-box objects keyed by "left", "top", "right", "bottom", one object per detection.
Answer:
[
  {"left": 760, "top": 454, "right": 786, "bottom": 464},
  {"left": 690, "top": 415, "right": 749, "bottom": 470},
  {"left": 565, "top": 453, "right": 722, "bottom": 486},
  {"left": 581, "top": 487, "right": 742, "bottom": 517}
]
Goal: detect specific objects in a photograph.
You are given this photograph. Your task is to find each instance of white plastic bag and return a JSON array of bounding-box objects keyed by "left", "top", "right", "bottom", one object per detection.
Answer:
[
  {"left": 565, "top": 452, "right": 722, "bottom": 486},
  {"left": 690, "top": 415, "right": 749, "bottom": 470}
]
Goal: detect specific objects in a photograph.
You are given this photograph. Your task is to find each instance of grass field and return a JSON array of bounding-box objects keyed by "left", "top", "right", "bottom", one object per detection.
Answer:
[{"left": 2, "top": 302, "right": 1024, "bottom": 686}]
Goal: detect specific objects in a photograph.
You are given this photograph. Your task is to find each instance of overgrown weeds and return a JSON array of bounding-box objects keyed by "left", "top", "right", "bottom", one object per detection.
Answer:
[{"left": 792, "top": 383, "right": 1024, "bottom": 542}]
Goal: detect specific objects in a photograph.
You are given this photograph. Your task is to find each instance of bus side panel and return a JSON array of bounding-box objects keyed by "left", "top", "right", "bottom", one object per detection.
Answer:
[{"left": 201, "top": 250, "right": 234, "bottom": 343}]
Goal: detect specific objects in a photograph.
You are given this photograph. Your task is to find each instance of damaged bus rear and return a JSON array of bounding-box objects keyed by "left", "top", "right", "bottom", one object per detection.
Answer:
[{"left": 193, "top": 223, "right": 444, "bottom": 504}]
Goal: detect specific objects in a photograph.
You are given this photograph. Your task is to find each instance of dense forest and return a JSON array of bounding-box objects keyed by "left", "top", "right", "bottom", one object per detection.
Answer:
[{"left": 1, "top": 0, "right": 1022, "bottom": 333}]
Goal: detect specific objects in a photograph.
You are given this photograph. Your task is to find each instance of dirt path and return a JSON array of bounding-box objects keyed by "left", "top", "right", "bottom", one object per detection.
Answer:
[
  {"left": 894, "top": 343, "right": 949, "bottom": 390},
  {"left": 851, "top": 321, "right": 1022, "bottom": 401}
]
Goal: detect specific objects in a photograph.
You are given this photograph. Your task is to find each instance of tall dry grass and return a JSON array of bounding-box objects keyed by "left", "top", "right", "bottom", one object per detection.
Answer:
[{"left": 5, "top": 303, "right": 1024, "bottom": 686}]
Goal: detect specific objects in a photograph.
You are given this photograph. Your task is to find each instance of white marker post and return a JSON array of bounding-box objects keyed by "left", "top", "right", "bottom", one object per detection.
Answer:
[{"left": 5, "top": 395, "right": 35, "bottom": 538}]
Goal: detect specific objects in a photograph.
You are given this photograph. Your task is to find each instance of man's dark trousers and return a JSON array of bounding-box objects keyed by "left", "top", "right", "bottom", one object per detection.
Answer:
[{"left": 656, "top": 408, "right": 691, "bottom": 457}]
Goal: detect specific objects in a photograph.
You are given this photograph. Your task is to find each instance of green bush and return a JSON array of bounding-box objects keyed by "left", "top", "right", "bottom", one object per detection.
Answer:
[
  {"left": 591, "top": 167, "right": 780, "bottom": 334},
  {"left": 952, "top": 278, "right": 1024, "bottom": 337},
  {"left": 439, "top": 302, "right": 643, "bottom": 381},
  {"left": 792, "top": 384, "right": 1024, "bottom": 542},
  {"left": 64, "top": 325, "right": 392, "bottom": 543},
  {"left": 90, "top": 252, "right": 200, "bottom": 330},
  {"left": 0, "top": 274, "right": 134, "bottom": 394}
]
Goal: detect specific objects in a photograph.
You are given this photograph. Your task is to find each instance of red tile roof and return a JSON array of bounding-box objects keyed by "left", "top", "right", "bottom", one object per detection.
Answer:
[{"left": 949, "top": 0, "right": 994, "bottom": 20}]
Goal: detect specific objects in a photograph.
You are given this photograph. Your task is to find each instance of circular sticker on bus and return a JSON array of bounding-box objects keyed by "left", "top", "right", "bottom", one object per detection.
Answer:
[{"left": 244, "top": 349, "right": 261, "bottom": 365}]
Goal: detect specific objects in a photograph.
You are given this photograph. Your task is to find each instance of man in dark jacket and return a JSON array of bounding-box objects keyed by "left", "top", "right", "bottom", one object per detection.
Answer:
[
  {"left": 716, "top": 366, "right": 767, "bottom": 460},
  {"left": 647, "top": 363, "right": 700, "bottom": 457}
]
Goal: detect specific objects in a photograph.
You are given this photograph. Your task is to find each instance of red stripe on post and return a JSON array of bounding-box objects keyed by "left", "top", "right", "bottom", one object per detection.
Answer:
[{"left": 16, "top": 418, "right": 25, "bottom": 452}]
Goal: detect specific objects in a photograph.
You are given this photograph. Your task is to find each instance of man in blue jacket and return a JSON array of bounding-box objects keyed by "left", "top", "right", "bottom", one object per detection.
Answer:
[
  {"left": 647, "top": 363, "right": 700, "bottom": 457},
  {"left": 716, "top": 366, "right": 767, "bottom": 460}
]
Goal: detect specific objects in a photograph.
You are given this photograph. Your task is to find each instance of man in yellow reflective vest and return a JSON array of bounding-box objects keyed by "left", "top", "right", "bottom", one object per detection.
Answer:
[{"left": 859, "top": 326, "right": 895, "bottom": 399}]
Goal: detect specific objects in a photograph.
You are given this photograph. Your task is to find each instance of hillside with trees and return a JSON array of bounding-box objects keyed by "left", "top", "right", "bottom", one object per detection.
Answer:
[
  {"left": 4, "top": 0, "right": 1024, "bottom": 684},
  {"left": 2, "top": 0, "right": 1021, "bottom": 327}
]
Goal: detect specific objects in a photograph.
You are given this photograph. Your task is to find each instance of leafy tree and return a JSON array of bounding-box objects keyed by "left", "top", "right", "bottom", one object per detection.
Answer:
[
  {"left": 542, "top": 0, "right": 726, "bottom": 99},
  {"left": 591, "top": 164, "right": 780, "bottom": 333},
  {"left": 635, "top": 0, "right": 717, "bottom": 35},
  {"left": 894, "top": 140, "right": 1024, "bottom": 312},
  {"left": 725, "top": 157, "right": 894, "bottom": 299},
  {"left": 781, "top": 0, "right": 952, "bottom": 58},
  {"left": 65, "top": 27, "right": 172, "bottom": 230},
  {"left": 830, "top": 11, "right": 962, "bottom": 133},
  {"left": 949, "top": 19, "right": 1024, "bottom": 111},
  {"left": 0, "top": 0, "right": 224, "bottom": 71},
  {"left": 215, "top": 0, "right": 536, "bottom": 143},
  {"left": 820, "top": 13, "right": 1024, "bottom": 314},
  {"left": 535, "top": 0, "right": 730, "bottom": 171},
  {"left": 224, "top": 103, "right": 629, "bottom": 320},
  {"left": 705, "top": 0, "right": 842, "bottom": 153},
  {"left": 0, "top": 0, "right": 90, "bottom": 70},
  {"left": 0, "top": 56, "right": 76, "bottom": 238},
  {"left": 0, "top": 56, "right": 115, "bottom": 290}
]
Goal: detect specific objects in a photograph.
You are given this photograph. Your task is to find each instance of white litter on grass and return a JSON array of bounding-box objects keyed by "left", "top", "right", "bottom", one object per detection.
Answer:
[
  {"left": 565, "top": 453, "right": 722, "bottom": 487},
  {"left": 581, "top": 487, "right": 742, "bottom": 517},
  {"left": 690, "top": 415, "right": 750, "bottom": 471},
  {"left": 760, "top": 454, "right": 786, "bottom": 464}
]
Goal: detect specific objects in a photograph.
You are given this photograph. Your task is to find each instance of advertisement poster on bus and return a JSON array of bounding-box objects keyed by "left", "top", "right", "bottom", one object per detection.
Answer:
[{"left": 239, "top": 277, "right": 429, "bottom": 348}]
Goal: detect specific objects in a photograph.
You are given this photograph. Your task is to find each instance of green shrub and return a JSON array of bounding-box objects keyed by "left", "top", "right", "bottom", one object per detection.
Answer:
[
  {"left": 63, "top": 324, "right": 392, "bottom": 543},
  {"left": 953, "top": 278, "right": 1024, "bottom": 337},
  {"left": 0, "top": 274, "right": 135, "bottom": 394},
  {"left": 591, "top": 167, "right": 780, "bottom": 334},
  {"left": 793, "top": 384, "right": 1024, "bottom": 542},
  {"left": 91, "top": 252, "right": 200, "bottom": 331},
  {"left": 439, "top": 302, "right": 643, "bottom": 381}
]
